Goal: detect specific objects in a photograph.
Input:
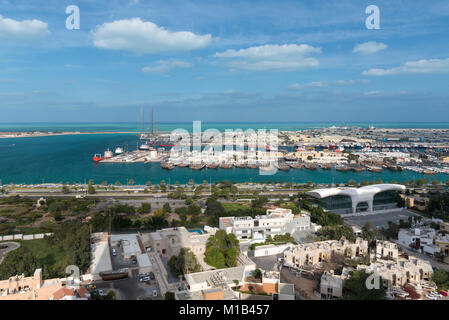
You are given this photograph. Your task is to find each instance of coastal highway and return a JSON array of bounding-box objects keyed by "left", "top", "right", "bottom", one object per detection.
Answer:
[{"left": 0, "top": 187, "right": 303, "bottom": 199}]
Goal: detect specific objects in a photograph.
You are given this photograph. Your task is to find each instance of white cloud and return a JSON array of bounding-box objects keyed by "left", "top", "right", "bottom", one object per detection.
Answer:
[
  {"left": 289, "top": 79, "right": 369, "bottom": 90},
  {"left": 0, "top": 14, "right": 50, "bottom": 40},
  {"left": 363, "top": 90, "right": 381, "bottom": 96},
  {"left": 142, "top": 60, "right": 193, "bottom": 73},
  {"left": 214, "top": 44, "right": 321, "bottom": 71},
  {"left": 353, "top": 41, "right": 387, "bottom": 54},
  {"left": 363, "top": 57, "right": 449, "bottom": 76},
  {"left": 92, "top": 18, "right": 212, "bottom": 54}
]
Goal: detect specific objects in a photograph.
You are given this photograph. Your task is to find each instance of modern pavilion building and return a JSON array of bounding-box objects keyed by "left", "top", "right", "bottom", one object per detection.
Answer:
[{"left": 306, "top": 184, "right": 406, "bottom": 214}]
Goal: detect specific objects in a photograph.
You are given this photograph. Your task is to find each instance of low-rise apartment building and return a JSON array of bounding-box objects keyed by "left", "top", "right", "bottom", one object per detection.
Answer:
[
  {"left": 376, "top": 240, "right": 399, "bottom": 260},
  {"left": 141, "top": 227, "right": 210, "bottom": 260},
  {"left": 283, "top": 238, "right": 369, "bottom": 269},
  {"left": 176, "top": 264, "right": 295, "bottom": 300},
  {"left": 0, "top": 268, "right": 89, "bottom": 300},
  {"left": 320, "top": 268, "right": 354, "bottom": 299},
  {"left": 357, "top": 255, "right": 433, "bottom": 289}
]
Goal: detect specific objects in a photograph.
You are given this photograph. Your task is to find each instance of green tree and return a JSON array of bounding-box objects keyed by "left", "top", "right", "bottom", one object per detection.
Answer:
[
  {"left": 252, "top": 268, "right": 262, "bottom": 280},
  {"left": 138, "top": 202, "right": 152, "bottom": 214},
  {"left": 204, "top": 230, "right": 240, "bottom": 268},
  {"left": 432, "top": 270, "right": 449, "bottom": 290},
  {"left": 163, "top": 203, "right": 172, "bottom": 214},
  {"left": 167, "top": 248, "right": 201, "bottom": 276},
  {"left": 204, "top": 246, "right": 226, "bottom": 269},
  {"left": 87, "top": 184, "right": 96, "bottom": 194},
  {"left": 343, "top": 270, "right": 386, "bottom": 300}
]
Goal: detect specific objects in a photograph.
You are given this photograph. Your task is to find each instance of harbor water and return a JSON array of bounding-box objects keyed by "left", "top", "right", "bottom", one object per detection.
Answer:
[{"left": 0, "top": 129, "right": 448, "bottom": 185}]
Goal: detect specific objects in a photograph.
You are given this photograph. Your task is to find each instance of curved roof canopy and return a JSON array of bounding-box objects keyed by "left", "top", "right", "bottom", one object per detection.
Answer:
[{"left": 307, "top": 184, "right": 406, "bottom": 199}]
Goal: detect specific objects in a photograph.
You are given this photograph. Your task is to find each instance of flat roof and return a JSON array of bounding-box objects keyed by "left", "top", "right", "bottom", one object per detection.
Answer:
[
  {"left": 136, "top": 253, "right": 152, "bottom": 268},
  {"left": 110, "top": 234, "right": 141, "bottom": 255},
  {"left": 90, "top": 232, "right": 112, "bottom": 274}
]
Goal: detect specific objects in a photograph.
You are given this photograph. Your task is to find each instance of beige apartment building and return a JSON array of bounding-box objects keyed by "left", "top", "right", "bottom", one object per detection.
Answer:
[
  {"left": 357, "top": 255, "right": 433, "bottom": 289},
  {"left": 283, "top": 238, "right": 369, "bottom": 269},
  {"left": 0, "top": 268, "right": 89, "bottom": 300},
  {"left": 141, "top": 227, "right": 210, "bottom": 259},
  {"left": 376, "top": 241, "right": 399, "bottom": 260}
]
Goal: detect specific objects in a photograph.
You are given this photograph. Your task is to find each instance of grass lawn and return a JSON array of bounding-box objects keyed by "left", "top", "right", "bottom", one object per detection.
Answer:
[
  {"left": 222, "top": 202, "right": 249, "bottom": 212},
  {"left": 18, "top": 239, "right": 66, "bottom": 270}
]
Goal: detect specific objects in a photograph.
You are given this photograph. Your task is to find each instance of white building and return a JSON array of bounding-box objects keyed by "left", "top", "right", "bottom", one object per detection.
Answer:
[
  {"left": 219, "top": 208, "right": 316, "bottom": 241},
  {"left": 307, "top": 184, "right": 406, "bottom": 214},
  {"left": 398, "top": 228, "right": 441, "bottom": 256}
]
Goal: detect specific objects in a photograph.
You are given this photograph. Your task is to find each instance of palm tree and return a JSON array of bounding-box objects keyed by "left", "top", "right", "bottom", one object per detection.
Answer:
[
  {"left": 128, "top": 179, "right": 135, "bottom": 186},
  {"left": 115, "top": 181, "right": 121, "bottom": 186}
]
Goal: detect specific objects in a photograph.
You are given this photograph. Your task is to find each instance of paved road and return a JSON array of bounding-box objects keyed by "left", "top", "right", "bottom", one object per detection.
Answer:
[
  {"left": 394, "top": 241, "right": 449, "bottom": 272},
  {"left": 0, "top": 241, "right": 20, "bottom": 264}
]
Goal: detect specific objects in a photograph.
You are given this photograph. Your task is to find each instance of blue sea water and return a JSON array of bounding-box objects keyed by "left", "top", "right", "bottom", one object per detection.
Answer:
[{"left": 0, "top": 122, "right": 448, "bottom": 185}]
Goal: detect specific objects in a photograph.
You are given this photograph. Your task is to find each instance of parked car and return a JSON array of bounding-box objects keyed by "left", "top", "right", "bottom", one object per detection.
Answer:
[
  {"left": 425, "top": 294, "right": 437, "bottom": 300},
  {"left": 112, "top": 249, "right": 117, "bottom": 256},
  {"left": 152, "top": 290, "right": 158, "bottom": 297},
  {"left": 439, "top": 291, "right": 448, "bottom": 297}
]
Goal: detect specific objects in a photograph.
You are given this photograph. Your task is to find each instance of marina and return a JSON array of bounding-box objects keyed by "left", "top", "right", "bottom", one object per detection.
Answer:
[{"left": 0, "top": 123, "right": 449, "bottom": 185}]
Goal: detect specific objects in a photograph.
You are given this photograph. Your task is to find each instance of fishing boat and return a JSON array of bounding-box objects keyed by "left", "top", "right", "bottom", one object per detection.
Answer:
[
  {"left": 93, "top": 153, "right": 104, "bottom": 162},
  {"left": 139, "top": 143, "right": 151, "bottom": 151},
  {"left": 368, "top": 166, "right": 382, "bottom": 173},
  {"left": 207, "top": 163, "right": 219, "bottom": 169},
  {"left": 161, "top": 162, "right": 175, "bottom": 170},
  {"left": 289, "top": 162, "right": 303, "bottom": 169},
  {"left": 247, "top": 163, "right": 259, "bottom": 169},
  {"left": 234, "top": 162, "right": 247, "bottom": 168},
  {"left": 320, "top": 164, "right": 332, "bottom": 170},
  {"left": 220, "top": 163, "right": 233, "bottom": 169},
  {"left": 278, "top": 163, "right": 290, "bottom": 171},
  {"left": 177, "top": 162, "right": 189, "bottom": 168},
  {"left": 190, "top": 163, "right": 205, "bottom": 170},
  {"left": 305, "top": 164, "right": 317, "bottom": 170}
]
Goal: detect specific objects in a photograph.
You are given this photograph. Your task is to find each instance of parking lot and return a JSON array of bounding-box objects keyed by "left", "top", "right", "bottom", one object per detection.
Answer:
[
  {"left": 345, "top": 209, "right": 418, "bottom": 229},
  {"left": 93, "top": 243, "right": 161, "bottom": 300}
]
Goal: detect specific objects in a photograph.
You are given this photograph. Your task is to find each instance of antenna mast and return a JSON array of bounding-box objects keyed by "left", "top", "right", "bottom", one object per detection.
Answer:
[{"left": 150, "top": 106, "right": 154, "bottom": 137}]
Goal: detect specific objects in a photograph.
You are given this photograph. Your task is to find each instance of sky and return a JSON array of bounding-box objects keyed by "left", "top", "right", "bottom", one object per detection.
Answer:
[{"left": 0, "top": 0, "right": 448, "bottom": 123}]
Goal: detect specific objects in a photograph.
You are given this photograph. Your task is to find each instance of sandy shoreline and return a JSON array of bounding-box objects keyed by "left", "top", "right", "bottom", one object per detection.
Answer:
[{"left": 0, "top": 131, "right": 141, "bottom": 139}]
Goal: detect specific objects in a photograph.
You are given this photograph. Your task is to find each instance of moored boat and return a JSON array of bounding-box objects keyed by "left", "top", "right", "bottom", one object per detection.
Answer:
[{"left": 220, "top": 163, "right": 233, "bottom": 169}]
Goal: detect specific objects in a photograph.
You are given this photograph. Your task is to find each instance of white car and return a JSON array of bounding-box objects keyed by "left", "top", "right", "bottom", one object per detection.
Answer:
[
  {"left": 426, "top": 294, "right": 437, "bottom": 300},
  {"left": 112, "top": 249, "right": 117, "bottom": 256}
]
